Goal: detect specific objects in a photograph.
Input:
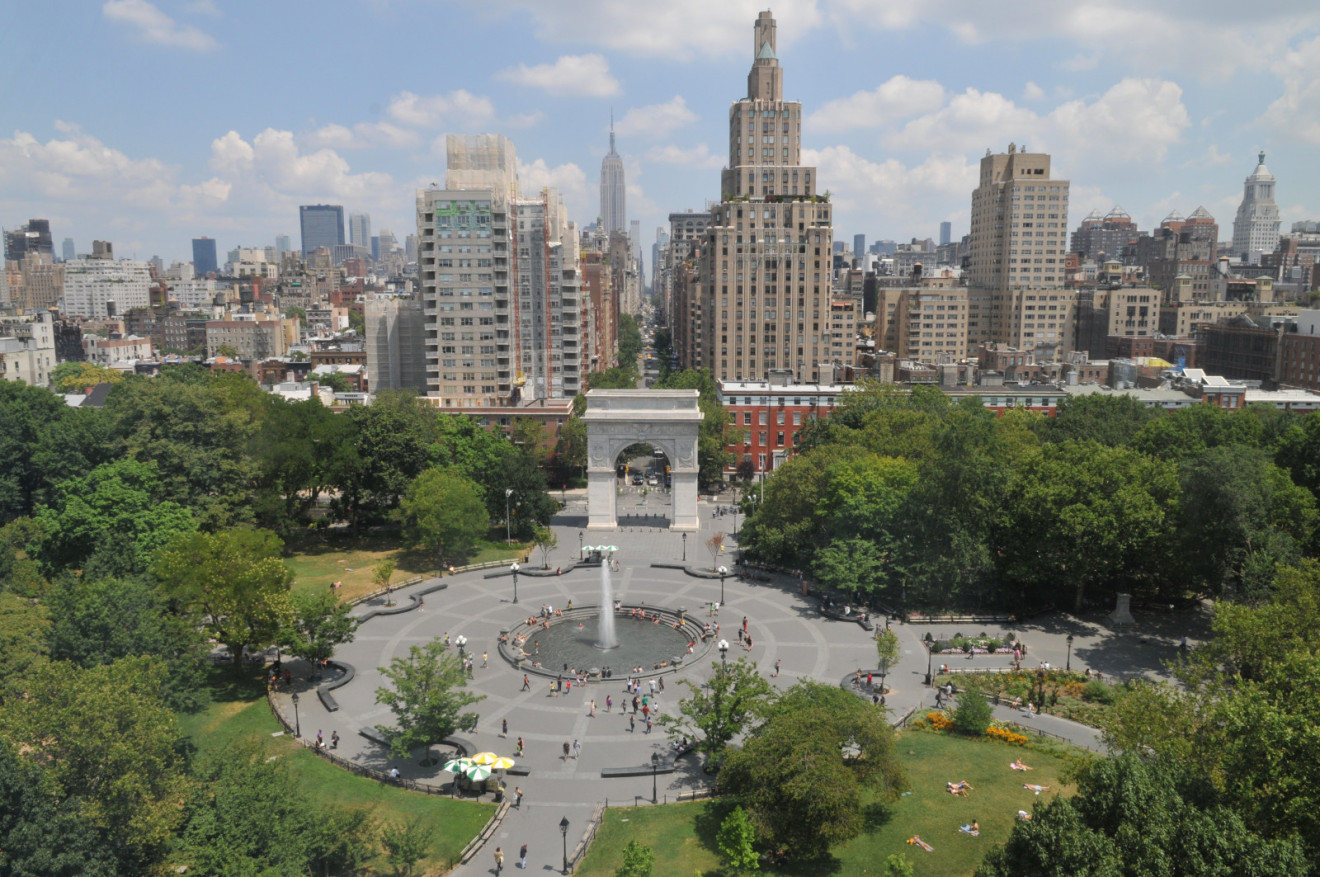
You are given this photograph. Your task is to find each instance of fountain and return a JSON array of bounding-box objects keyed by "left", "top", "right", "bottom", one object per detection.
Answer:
[{"left": 597, "top": 558, "right": 619, "bottom": 650}]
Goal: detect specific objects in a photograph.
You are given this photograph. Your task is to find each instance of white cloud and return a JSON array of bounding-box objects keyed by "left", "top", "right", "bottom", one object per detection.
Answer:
[
  {"left": 102, "top": 0, "right": 217, "bottom": 51},
  {"left": 497, "top": 54, "right": 621, "bottom": 98},
  {"left": 1261, "top": 34, "right": 1320, "bottom": 144},
  {"left": 808, "top": 76, "right": 946, "bottom": 132},
  {"left": 644, "top": 143, "right": 724, "bottom": 169},
  {"left": 305, "top": 121, "right": 420, "bottom": 150},
  {"left": 475, "top": 0, "right": 823, "bottom": 61},
  {"left": 517, "top": 158, "right": 592, "bottom": 220},
  {"left": 185, "top": 0, "right": 219, "bottom": 14},
  {"left": 615, "top": 97, "right": 699, "bottom": 138},
  {"left": 884, "top": 78, "right": 1189, "bottom": 168},
  {"left": 1023, "top": 82, "right": 1046, "bottom": 101},
  {"left": 0, "top": 127, "right": 177, "bottom": 208},
  {"left": 1180, "top": 144, "right": 1232, "bottom": 169},
  {"left": 387, "top": 90, "right": 496, "bottom": 128}
]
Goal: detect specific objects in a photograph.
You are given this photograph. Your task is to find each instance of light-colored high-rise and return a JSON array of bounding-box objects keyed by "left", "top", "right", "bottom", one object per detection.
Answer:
[
  {"left": 600, "top": 122, "right": 626, "bottom": 236},
  {"left": 696, "top": 9, "right": 839, "bottom": 382},
  {"left": 967, "top": 144, "right": 1073, "bottom": 359},
  {"left": 349, "top": 213, "right": 372, "bottom": 250},
  {"left": 1231, "top": 151, "right": 1281, "bottom": 263},
  {"left": 62, "top": 258, "right": 152, "bottom": 318}
]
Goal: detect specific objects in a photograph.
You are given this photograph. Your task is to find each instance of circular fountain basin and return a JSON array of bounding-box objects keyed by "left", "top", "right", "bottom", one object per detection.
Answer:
[{"left": 511, "top": 608, "right": 695, "bottom": 677}]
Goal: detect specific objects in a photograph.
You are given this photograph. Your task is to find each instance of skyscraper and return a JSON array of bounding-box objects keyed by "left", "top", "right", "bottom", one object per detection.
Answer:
[
  {"left": 853, "top": 234, "right": 866, "bottom": 265},
  {"left": 349, "top": 213, "right": 372, "bottom": 250},
  {"left": 600, "top": 120, "right": 626, "bottom": 235},
  {"left": 274, "top": 235, "right": 291, "bottom": 260},
  {"left": 62, "top": 237, "right": 75, "bottom": 262},
  {"left": 192, "top": 236, "right": 218, "bottom": 276},
  {"left": 299, "top": 205, "right": 345, "bottom": 257},
  {"left": 4, "top": 219, "right": 53, "bottom": 262},
  {"left": 696, "top": 10, "right": 839, "bottom": 383},
  {"left": 967, "top": 143, "right": 1072, "bottom": 358},
  {"left": 939, "top": 221, "right": 952, "bottom": 247},
  {"left": 1231, "top": 151, "right": 1281, "bottom": 263}
]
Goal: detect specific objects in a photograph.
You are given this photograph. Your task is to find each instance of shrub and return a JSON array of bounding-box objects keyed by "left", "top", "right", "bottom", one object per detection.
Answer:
[
  {"left": 953, "top": 690, "right": 993, "bottom": 736},
  {"left": 1082, "top": 679, "right": 1117, "bottom": 704},
  {"left": 926, "top": 711, "right": 953, "bottom": 732},
  {"left": 986, "top": 638, "right": 1003, "bottom": 651},
  {"left": 985, "top": 726, "right": 1028, "bottom": 746},
  {"left": 924, "top": 632, "right": 933, "bottom": 643}
]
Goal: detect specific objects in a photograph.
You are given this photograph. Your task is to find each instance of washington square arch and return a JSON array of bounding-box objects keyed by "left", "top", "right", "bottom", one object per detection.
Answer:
[{"left": 581, "top": 389, "right": 703, "bottom": 531}]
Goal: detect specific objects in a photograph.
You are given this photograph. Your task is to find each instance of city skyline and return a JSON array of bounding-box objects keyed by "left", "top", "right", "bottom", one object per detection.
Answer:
[{"left": 3, "top": 1, "right": 1319, "bottom": 265}]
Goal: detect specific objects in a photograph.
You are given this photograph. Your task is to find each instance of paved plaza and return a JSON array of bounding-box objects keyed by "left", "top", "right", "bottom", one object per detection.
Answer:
[{"left": 270, "top": 487, "right": 1206, "bottom": 875}]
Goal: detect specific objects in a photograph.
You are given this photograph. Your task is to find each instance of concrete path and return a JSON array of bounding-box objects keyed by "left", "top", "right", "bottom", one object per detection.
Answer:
[{"left": 270, "top": 489, "right": 1190, "bottom": 874}]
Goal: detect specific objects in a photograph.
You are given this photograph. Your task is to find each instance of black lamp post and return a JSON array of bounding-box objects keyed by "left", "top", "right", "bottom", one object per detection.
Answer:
[
  {"left": 511, "top": 562, "right": 520, "bottom": 604},
  {"left": 1066, "top": 634, "right": 1074, "bottom": 672},
  {"left": 578, "top": 530, "right": 583, "bottom": 559},
  {"left": 291, "top": 692, "right": 301, "bottom": 738},
  {"left": 651, "top": 751, "right": 661, "bottom": 803},
  {"left": 719, "top": 639, "right": 729, "bottom": 665},
  {"left": 559, "top": 815, "right": 570, "bottom": 874},
  {"left": 682, "top": 532, "right": 687, "bottom": 562},
  {"left": 505, "top": 489, "right": 514, "bottom": 544},
  {"left": 718, "top": 566, "right": 727, "bottom": 605},
  {"left": 925, "top": 647, "right": 934, "bottom": 687}
]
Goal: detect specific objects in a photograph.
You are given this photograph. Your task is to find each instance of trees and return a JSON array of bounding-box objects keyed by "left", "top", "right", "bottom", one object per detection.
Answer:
[
  {"left": 0, "top": 380, "right": 77, "bottom": 525},
  {"left": 381, "top": 816, "right": 436, "bottom": 877},
  {"left": 375, "top": 638, "right": 485, "bottom": 764},
  {"left": 717, "top": 806, "right": 759, "bottom": 876},
  {"left": 32, "top": 458, "right": 196, "bottom": 577},
  {"left": 952, "top": 686, "right": 993, "bottom": 736},
  {"left": 153, "top": 526, "right": 295, "bottom": 672},
  {"left": 0, "top": 657, "right": 191, "bottom": 872},
  {"left": 52, "top": 361, "right": 125, "bottom": 394},
  {"left": 533, "top": 526, "right": 558, "bottom": 568},
  {"left": 663, "top": 657, "right": 777, "bottom": 759},
  {"left": 400, "top": 468, "right": 487, "bottom": 568},
  {"left": 615, "top": 839, "right": 655, "bottom": 877},
  {"left": 719, "top": 682, "right": 904, "bottom": 859},
  {"left": 976, "top": 755, "right": 1309, "bottom": 877},
  {"left": 991, "top": 441, "right": 1178, "bottom": 611},
  {"left": 555, "top": 414, "right": 588, "bottom": 480},
  {"left": 655, "top": 368, "right": 734, "bottom": 488},
  {"left": 706, "top": 531, "right": 726, "bottom": 572},
  {"left": 875, "top": 628, "right": 900, "bottom": 688},
  {"left": 280, "top": 589, "right": 358, "bottom": 667}
]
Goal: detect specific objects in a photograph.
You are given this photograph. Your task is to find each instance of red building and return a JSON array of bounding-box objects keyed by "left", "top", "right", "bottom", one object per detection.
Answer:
[{"left": 716, "top": 375, "right": 857, "bottom": 475}]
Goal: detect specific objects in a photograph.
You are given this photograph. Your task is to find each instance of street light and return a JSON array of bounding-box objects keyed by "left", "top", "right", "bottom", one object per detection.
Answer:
[
  {"left": 511, "top": 562, "right": 520, "bottom": 604},
  {"left": 718, "top": 639, "right": 729, "bottom": 665},
  {"left": 578, "top": 530, "right": 583, "bottom": 559},
  {"left": 718, "top": 566, "right": 728, "bottom": 606},
  {"left": 925, "top": 647, "right": 934, "bottom": 687},
  {"left": 291, "top": 692, "right": 301, "bottom": 738},
  {"left": 651, "top": 752, "right": 661, "bottom": 804},
  {"left": 682, "top": 532, "right": 687, "bottom": 562},
  {"left": 1066, "top": 634, "right": 1074, "bottom": 672},
  {"left": 559, "top": 815, "right": 570, "bottom": 875},
  {"left": 505, "top": 488, "right": 513, "bottom": 544},
  {"left": 456, "top": 635, "right": 467, "bottom": 656}
]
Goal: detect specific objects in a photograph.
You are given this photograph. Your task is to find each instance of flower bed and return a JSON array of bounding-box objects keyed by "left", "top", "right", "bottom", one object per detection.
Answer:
[{"left": 924, "top": 631, "right": 1019, "bottom": 655}]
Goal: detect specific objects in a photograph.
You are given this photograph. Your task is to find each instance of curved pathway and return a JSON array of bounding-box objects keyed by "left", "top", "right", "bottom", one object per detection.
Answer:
[{"left": 271, "top": 489, "right": 1177, "bottom": 874}]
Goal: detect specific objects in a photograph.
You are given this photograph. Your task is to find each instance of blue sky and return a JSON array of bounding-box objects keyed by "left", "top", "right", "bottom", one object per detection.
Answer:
[{"left": 3, "top": 1, "right": 1319, "bottom": 271}]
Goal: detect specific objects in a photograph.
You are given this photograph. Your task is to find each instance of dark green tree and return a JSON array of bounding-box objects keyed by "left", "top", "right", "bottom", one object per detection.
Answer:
[
  {"left": 717, "top": 806, "right": 760, "bottom": 876},
  {"left": 1040, "top": 393, "right": 1154, "bottom": 446},
  {"left": 400, "top": 468, "right": 488, "bottom": 567},
  {"left": 280, "top": 588, "right": 358, "bottom": 666},
  {"left": 381, "top": 816, "right": 436, "bottom": 877},
  {"left": 662, "top": 657, "right": 777, "bottom": 759},
  {"left": 614, "top": 839, "right": 655, "bottom": 877}
]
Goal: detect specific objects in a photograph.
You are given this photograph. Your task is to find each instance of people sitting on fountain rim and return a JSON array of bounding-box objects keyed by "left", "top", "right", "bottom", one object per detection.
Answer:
[{"left": 614, "top": 600, "right": 622, "bottom": 611}]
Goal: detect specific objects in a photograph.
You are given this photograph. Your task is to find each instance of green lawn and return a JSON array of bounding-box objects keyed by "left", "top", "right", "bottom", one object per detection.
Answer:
[
  {"left": 284, "top": 532, "right": 526, "bottom": 602},
  {"left": 575, "top": 731, "right": 1084, "bottom": 877},
  {"left": 180, "top": 670, "right": 495, "bottom": 874}
]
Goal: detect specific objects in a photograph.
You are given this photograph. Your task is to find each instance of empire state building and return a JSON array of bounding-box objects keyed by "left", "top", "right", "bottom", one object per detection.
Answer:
[{"left": 600, "top": 122, "right": 626, "bottom": 235}]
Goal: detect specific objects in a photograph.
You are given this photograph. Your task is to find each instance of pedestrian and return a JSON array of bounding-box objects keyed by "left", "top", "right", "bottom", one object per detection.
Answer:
[
  {"left": 606, "top": 695, "right": 613, "bottom": 712},
  {"left": 573, "top": 739, "right": 581, "bottom": 759},
  {"left": 629, "top": 713, "right": 636, "bottom": 733},
  {"left": 516, "top": 737, "right": 524, "bottom": 756},
  {"left": 642, "top": 704, "right": 650, "bottom": 720},
  {"left": 494, "top": 846, "right": 504, "bottom": 874},
  {"left": 566, "top": 679, "right": 572, "bottom": 695},
  {"left": 472, "top": 714, "right": 479, "bottom": 733},
  {"left": 646, "top": 716, "right": 653, "bottom": 734},
  {"left": 743, "top": 615, "right": 748, "bottom": 632},
  {"left": 589, "top": 699, "right": 597, "bottom": 717},
  {"left": 867, "top": 673, "right": 873, "bottom": 689},
  {"left": 649, "top": 678, "right": 657, "bottom": 695},
  {"left": 514, "top": 786, "right": 523, "bottom": 808},
  {"left": 632, "top": 694, "right": 640, "bottom": 713},
  {"left": 658, "top": 676, "right": 665, "bottom": 693},
  {"left": 521, "top": 673, "right": 531, "bottom": 691},
  {"left": 519, "top": 843, "right": 528, "bottom": 870},
  {"left": 331, "top": 730, "right": 339, "bottom": 749},
  {"left": 502, "top": 718, "right": 508, "bottom": 737},
  {"left": 483, "top": 651, "right": 489, "bottom": 668},
  {"left": 773, "top": 658, "right": 781, "bottom": 677},
  {"left": 316, "top": 729, "right": 323, "bottom": 749},
  {"left": 713, "top": 601, "right": 720, "bottom": 616},
  {"left": 563, "top": 740, "right": 570, "bottom": 761}
]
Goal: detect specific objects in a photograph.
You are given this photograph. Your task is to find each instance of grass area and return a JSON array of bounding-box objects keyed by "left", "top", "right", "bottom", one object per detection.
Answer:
[
  {"left": 574, "top": 731, "right": 1083, "bottom": 877},
  {"left": 179, "top": 669, "right": 495, "bottom": 874},
  {"left": 285, "top": 531, "right": 528, "bottom": 602}
]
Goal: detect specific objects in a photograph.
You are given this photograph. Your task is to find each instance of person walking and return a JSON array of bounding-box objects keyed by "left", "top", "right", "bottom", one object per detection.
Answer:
[
  {"left": 773, "top": 658, "right": 781, "bottom": 677},
  {"left": 646, "top": 716, "right": 653, "bottom": 734},
  {"left": 516, "top": 737, "right": 524, "bottom": 756},
  {"left": 521, "top": 673, "right": 531, "bottom": 691},
  {"left": 494, "top": 846, "right": 504, "bottom": 874},
  {"left": 562, "top": 740, "right": 570, "bottom": 761},
  {"left": 519, "top": 843, "right": 528, "bottom": 870},
  {"left": 502, "top": 718, "right": 508, "bottom": 737},
  {"left": 330, "top": 730, "right": 339, "bottom": 749},
  {"left": 482, "top": 651, "right": 489, "bottom": 669},
  {"left": 606, "top": 695, "right": 613, "bottom": 712},
  {"left": 589, "top": 699, "right": 596, "bottom": 717},
  {"left": 514, "top": 786, "right": 523, "bottom": 808},
  {"left": 629, "top": 713, "right": 636, "bottom": 733},
  {"left": 572, "top": 739, "right": 581, "bottom": 759}
]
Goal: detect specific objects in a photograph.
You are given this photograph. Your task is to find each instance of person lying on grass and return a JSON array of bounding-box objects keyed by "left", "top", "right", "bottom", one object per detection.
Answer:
[{"left": 1010, "top": 758, "right": 1034, "bottom": 771}]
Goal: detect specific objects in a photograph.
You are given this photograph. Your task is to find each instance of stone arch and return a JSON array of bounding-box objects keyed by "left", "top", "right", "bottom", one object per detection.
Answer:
[{"left": 581, "top": 389, "right": 703, "bottom": 531}]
